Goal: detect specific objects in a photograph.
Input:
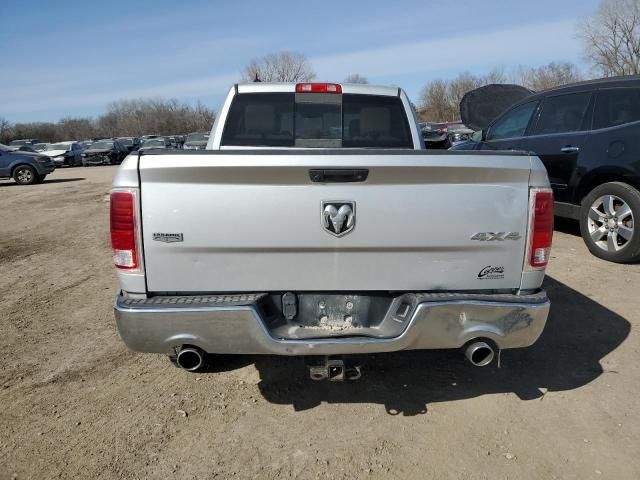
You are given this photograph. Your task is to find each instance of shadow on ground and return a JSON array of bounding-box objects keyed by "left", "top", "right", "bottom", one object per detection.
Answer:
[
  {"left": 554, "top": 217, "right": 581, "bottom": 237},
  {"left": 0, "top": 177, "right": 85, "bottom": 187},
  {"left": 200, "top": 276, "right": 629, "bottom": 415}
]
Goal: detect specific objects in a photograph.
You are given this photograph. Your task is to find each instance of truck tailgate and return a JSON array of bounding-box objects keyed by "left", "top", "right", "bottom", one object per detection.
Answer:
[{"left": 139, "top": 151, "right": 532, "bottom": 292}]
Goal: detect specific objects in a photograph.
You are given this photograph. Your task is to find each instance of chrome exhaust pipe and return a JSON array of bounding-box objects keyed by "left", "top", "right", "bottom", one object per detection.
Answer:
[
  {"left": 464, "top": 341, "right": 495, "bottom": 367},
  {"left": 176, "top": 346, "right": 205, "bottom": 372}
]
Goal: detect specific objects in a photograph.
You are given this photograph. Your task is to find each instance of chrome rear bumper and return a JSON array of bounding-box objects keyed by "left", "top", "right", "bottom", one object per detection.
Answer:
[{"left": 114, "top": 290, "right": 550, "bottom": 355}]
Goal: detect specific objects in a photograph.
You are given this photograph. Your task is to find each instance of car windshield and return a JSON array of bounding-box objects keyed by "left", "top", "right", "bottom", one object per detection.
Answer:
[
  {"left": 143, "top": 140, "right": 165, "bottom": 147},
  {"left": 117, "top": 138, "right": 133, "bottom": 145},
  {"left": 186, "top": 133, "right": 208, "bottom": 142},
  {"left": 47, "top": 143, "right": 71, "bottom": 151},
  {"left": 90, "top": 142, "right": 113, "bottom": 149},
  {"left": 34, "top": 143, "right": 49, "bottom": 151},
  {"left": 9, "top": 140, "right": 30, "bottom": 146}
]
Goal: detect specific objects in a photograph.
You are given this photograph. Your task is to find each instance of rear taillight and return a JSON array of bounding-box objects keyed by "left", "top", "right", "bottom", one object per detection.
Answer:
[
  {"left": 295, "top": 83, "right": 342, "bottom": 93},
  {"left": 438, "top": 127, "right": 447, "bottom": 135},
  {"left": 528, "top": 189, "right": 554, "bottom": 268},
  {"left": 110, "top": 190, "right": 138, "bottom": 270}
]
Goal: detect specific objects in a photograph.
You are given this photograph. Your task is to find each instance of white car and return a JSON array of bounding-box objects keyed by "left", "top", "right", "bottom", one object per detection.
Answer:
[{"left": 43, "top": 141, "right": 83, "bottom": 167}]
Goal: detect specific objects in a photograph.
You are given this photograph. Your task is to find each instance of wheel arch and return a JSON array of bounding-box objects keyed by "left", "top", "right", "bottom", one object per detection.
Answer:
[
  {"left": 10, "top": 162, "right": 37, "bottom": 177},
  {"left": 575, "top": 167, "right": 640, "bottom": 205}
]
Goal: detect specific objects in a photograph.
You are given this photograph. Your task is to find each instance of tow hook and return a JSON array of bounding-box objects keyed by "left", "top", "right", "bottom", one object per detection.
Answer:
[{"left": 306, "top": 356, "right": 362, "bottom": 382}]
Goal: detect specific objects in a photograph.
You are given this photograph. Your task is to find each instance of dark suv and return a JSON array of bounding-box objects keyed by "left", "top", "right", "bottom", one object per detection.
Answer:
[
  {"left": 452, "top": 76, "right": 640, "bottom": 263},
  {"left": 0, "top": 143, "right": 55, "bottom": 184}
]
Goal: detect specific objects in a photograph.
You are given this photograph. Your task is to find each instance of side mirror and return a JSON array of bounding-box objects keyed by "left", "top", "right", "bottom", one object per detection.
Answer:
[{"left": 471, "top": 130, "right": 484, "bottom": 143}]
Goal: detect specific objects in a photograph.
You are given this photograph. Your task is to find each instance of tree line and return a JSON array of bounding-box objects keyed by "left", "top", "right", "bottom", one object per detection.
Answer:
[
  {"left": 0, "top": 98, "right": 215, "bottom": 144},
  {"left": 416, "top": 62, "right": 584, "bottom": 122},
  {"left": 418, "top": 0, "right": 638, "bottom": 121}
]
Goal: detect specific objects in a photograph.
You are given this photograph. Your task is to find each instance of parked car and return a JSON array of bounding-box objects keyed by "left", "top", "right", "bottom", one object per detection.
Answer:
[
  {"left": 115, "top": 137, "right": 139, "bottom": 152},
  {"left": 138, "top": 138, "right": 172, "bottom": 151},
  {"left": 183, "top": 132, "right": 209, "bottom": 150},
  {"left": 0, "top": 143, "right": 55, "bottom": 184},
  {"left": 8, "top": 139, "right": 40, "bottom": 150},
  {"left": 139, "top": 134, "right": 161, "bottom": 141},
  {"left": 174, "top": 135, "right": 185, "bottom": 148},
  {"left": 421, "top": 122, "right": 450, "bottom": 148},
  {"left": 33, "top": 143, "right": 49, "bottom": 152},
  {"left": 166, "top": 136, "right": 178, "bottom": 148},
  {"left": 42, "top": 141, "right": 83, "bottom": 167},
  {"left": 446, "top": 122, "right": 474, "bottom": 145},
  {"left": 111, "top": 82, "right": 553, "bottom": 377},
  {"left": 452, "top": 75, "right": 640, "bottom": 263},
  {"left": 82, "top": 140, "right": 128, "bottom": 166},
  {"left": 11, "top": 145, "right": 39, "bottom": 153}
]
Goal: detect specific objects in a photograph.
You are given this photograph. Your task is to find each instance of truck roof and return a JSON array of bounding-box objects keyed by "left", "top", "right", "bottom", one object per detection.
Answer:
[{"left": 236, "top": 82, "right": 401, "bottom": 97}]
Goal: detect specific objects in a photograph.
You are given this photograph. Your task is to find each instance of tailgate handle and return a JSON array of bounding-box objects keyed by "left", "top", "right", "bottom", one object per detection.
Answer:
[{"left": 309, "top": 169, "right": 369, "bottom": 183}]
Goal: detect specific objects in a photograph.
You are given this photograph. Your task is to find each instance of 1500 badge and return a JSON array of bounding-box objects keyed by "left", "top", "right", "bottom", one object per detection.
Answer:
[{"left": 478, "top": 266, "right": 505, "bottom": 279}]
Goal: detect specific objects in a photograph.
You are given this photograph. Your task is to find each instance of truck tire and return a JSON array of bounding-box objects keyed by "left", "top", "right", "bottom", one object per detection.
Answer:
[
  {"left": 579, "top": 182, "right": 640, "bottom": 263},
  {"left": 13, "top": 165, "right": 38, "bottom": 185}
]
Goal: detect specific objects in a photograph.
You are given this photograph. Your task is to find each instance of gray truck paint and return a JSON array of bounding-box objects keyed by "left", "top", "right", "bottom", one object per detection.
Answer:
[{"left": 135, "top": 151, "right": 545, "bottom": 292}]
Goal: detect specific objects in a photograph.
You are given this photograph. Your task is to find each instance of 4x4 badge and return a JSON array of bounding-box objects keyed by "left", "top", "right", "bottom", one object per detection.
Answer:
[{"left": 471, "top": 232, "right": 521, "bottom": 241}]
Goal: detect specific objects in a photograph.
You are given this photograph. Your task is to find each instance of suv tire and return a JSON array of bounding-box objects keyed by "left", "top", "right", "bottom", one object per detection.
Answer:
[
  {"left": 13, "top": 165, "right": 38, "bottom": 185},
  {"left": 580, "top": 182, "right": 640, "bottom": 263}
]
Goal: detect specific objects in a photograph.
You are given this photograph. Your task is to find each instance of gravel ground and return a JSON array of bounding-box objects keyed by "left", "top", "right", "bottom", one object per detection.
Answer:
[{"left": 1, "top": 166, "right": 639, "bottom": 480}]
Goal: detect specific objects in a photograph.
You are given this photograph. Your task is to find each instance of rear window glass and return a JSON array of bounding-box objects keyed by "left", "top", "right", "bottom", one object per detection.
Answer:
[
  {"left": 593, "top": 88, "right": 640, "bottom": 130},
  {"left": 342, "top": 94, "right": 412, "bottom": 148},
  {"left": 222, "top": 93, "right": 294, "bottom": 147},
  {"left": 533, "top": 92, "right": 591, "bottom": 135},
  {"left": 221, "top": 92, "right": 412, "bottom": 148}
]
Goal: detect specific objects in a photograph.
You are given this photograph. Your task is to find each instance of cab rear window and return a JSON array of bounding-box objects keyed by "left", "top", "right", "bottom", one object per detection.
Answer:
[{"left": 221, "top": 92, "right": 412, "bottom": 148}]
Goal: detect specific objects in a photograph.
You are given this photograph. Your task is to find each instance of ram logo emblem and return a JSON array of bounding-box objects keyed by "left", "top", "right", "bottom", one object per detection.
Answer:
[{"left": 322, "top": 201, "right": 355, "bottom": 237}]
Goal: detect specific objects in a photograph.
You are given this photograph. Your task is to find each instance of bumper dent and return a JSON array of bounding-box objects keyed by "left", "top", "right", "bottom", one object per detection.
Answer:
[{"left": 114, "top": 291, "right": 550, "bottom": 355}]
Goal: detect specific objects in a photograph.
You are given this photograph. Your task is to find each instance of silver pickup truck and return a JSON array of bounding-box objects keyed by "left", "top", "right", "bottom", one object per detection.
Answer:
[{"left": 112, "top": 82, "right": 553, "bottom": 380}]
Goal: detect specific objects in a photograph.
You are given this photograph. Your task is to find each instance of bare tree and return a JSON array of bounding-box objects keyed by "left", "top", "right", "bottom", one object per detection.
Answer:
[
  {"left": 483, "top": 67, "right": 508, "bottom": 84},
  {"left": 512, "top": 61, "right": 583, "bottom": 91},
  {"left": 579, "top": 0, "right": 640, "bottom": 76},
  {"left": 418, "top": 70, "right": 508, "bottom": 122},
  {"left": 418, "top": 79, "right": 451, "bottom": 122},
  {"left": 0, "top": 117, "right": 12, "bottom": 144},
  {"left": 344, "top": 73, "right": 369, "bottom": 84},
  {"left": 241, "top": 51, "right": 316, "bottom": 82},
  {"left": 99, "top": 98, "right": 215, "bottom": 137},
  {"left": 447, "top": 72, "right": 484, "bottom": 114},
  {"left": 57, "top": 117, "right": 97, "bottom": 140},
  {"left": 1, "top": 98, "right": 216, "bottom": 143}
]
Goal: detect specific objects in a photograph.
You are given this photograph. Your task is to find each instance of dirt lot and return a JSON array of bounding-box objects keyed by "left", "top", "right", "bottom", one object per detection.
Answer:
[{"left": 1, "top": 165, "right": 639, "bottom": 480}]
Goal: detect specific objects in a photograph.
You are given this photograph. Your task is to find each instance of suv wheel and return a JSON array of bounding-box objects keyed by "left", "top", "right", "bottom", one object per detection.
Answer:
[
  {"left": 13, "top": 165, "right": 37, "bottom": 185},
  {"left": 580, "top": 182, "right": 640, "bottom": 263}
]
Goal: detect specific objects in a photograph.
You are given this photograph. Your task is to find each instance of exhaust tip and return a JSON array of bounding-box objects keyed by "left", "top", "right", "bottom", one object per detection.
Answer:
[
  {"left": 464, "top": 341, "right": 495, "bottom": 367},
  {"left": 176, "top": 347, "right": 205, "bottom": 372}
]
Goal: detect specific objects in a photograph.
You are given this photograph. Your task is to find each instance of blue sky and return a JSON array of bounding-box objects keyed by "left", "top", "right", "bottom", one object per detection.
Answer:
[{"left": 0, "top": 0, "right": 599, "bottom": 122}]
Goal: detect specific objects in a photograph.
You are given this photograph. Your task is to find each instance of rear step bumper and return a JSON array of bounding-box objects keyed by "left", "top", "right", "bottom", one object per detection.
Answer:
[{"left": 114, "top": 290, "right": 550, "bottom": 355}]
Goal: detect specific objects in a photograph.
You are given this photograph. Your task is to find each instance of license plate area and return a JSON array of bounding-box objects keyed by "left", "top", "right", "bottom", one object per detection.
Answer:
[{"left": 263, "top": 292, "right": 418, "bottom": 340}]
